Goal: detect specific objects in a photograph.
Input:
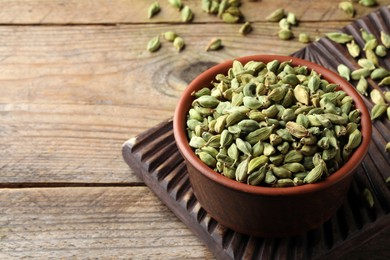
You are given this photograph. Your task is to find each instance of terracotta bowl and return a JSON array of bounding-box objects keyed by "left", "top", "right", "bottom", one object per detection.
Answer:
[{"left": 173, "top": 55, "right": 372, "bottom": 237}]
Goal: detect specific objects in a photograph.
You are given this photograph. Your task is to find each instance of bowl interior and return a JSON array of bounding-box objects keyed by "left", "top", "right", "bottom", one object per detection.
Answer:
[{"left": 173, "top": 54, "right": 372, "bottom": 196}]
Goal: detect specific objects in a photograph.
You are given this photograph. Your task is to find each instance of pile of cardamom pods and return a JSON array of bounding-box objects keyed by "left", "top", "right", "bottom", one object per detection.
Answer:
[{"left": 186, "top": 59, "right": 363, "bottom": 187}]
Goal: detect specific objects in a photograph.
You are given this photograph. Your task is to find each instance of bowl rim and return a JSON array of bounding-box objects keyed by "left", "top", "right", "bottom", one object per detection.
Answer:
[{"left": 173, "top": 54, "right": 372, "bottom": 196}]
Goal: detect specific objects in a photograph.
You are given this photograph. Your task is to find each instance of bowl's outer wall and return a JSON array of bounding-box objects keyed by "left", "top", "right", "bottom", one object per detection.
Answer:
[
  {"left": 174, "top": 55, "right": 372, "bottom": 237},
  {"left": 186, "top": 161, "right": 353, "bottom": 237}
]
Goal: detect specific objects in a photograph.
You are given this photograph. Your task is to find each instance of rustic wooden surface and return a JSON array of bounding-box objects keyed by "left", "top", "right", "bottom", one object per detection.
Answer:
[{"left": 0, "top": 0, "right": 389, "bottom": 259}]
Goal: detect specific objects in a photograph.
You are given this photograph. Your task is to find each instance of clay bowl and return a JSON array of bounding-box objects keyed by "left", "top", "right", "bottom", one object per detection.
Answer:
[{"left": 173, "top": 55, "right": 372, "bottom": 237}]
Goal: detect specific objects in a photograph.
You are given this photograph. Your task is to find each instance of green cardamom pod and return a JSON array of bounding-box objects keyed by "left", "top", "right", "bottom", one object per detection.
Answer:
[
  {"left": 345, "top": 129, "right": 362, "bottom": 150},
  {"left": 193, "top": 95, "right": 220, "bottom": 108},
  {"left": 271, "top": 165, "right": 292, "bottom": 179},
  {"left": 294, "top": 85, "right": 310, "bottom": 105},
  {"left": 298, "top": 33, "right": 310, "bottom": 43},
  {"left": 326, "top": 32, "right": 353, "bottom": 44},
  {"left": 379, "top": 76, "right": 390, "bottom": 86},
  {"left": 147, "top": 35, "right": 161, "bottom": 52},
  {"left": 370, "top": 89, "right": 385, "bottom": 104},
  {"left": 205, "top": 38, "right": 222, "bottom": 51},
  {"left": 236, "top": 158, "right": 250, "bottom": 182},
  {"left": 284, "top": 150, "right": 303, "bottom": 163},
  {"left": 274, "top": 178, "right": 295, "bottom": 187},
  {"left": 322, "top": 147, "right": 338, "bottom": 160},
  {"left": 263, "top": 142, "right": 276, "bottom": 156},
  {"left": 385, "top": 142, "right": 390, "bottom": 153},
  {"left": 266, "top": 8, "right": 285, "bottom": 22},
  {"left": 361, "top": 28, "right": 376, "bottom": 42},
  {"left": 362, "top": 188, "right": 375, "bottom": 208},
  {"left": 245, "top": 126, "right": 274, "bottom": 145},
  {"left": 356, "top": 76, "right": 368, "bottom": 96},
  {"left": 371, "top": 67, "right": 390, "bottom": 80},
  {"left": 278, "top": 29, "right": 293, "bottom": 40},
  {"left": 363, "top": 38, "right": 378, "bottom": 51},
  {"left": 189, "top": 136, "right": 206, "bottom": 148},
  {"left": 357, "top": 58, "right": 375, "bottom": 71},
  {"left": 164, "top": 31, "right": 178, "bottom": 42},
  {"left": 168, "top": 0, "right": 183, "bottom": 10},
  {"left": 359, "top": 0, "right": 377, "bottom": 7},
  {"left": 381, "top": 31, "right": 390, "bottom": 48},
  {"left": 198, "top": 151, "right": 217, "bottom": 167},
  {"left": 286, "top": 12, "right": 297, "bottom": 25},
  {"left": 173, "top": 36, "right": 185, "bottom": 52},
  {"left": 181, "top": 5, "right": 194, "bottom": 22},
  {"left": 365, "top": 49, "right": 379, "bottom": 67},
  {"left": 220, "top": 128, "right": 233, "bottom": 147},
  {"left": 227, "top": 143, "right": 239, "bottom": 162},
  {"left": 351, "top": 68, "right": 371, "bottom": 80},
  {"left": 304, "top": 164, "right": 324, "bottom": 184},
  {"left": 148, "top": 1, "right": 161, "bottom": 18},
  {"left": 247, "top": 165, "right": 267, "bottom": 186},
  {"left": 222, "top": 166, "right": 236, "bottom": 179},
  {"left": 370, "top": 103, "right": 387, "bottom": 120},
  {"left": 265, "top": 170, "right": 277, "bottom": 184},
  {"left": 286, "top": 121, "right": 309, "bottom": 138},
  {"left": 238, "top": 119, "right": 260, "bottom": 132},
  {"left": 222, "top": 12, "right": 240, "bottom": 23},
  {"left": 236, "top": 138, "right": 252, "bottom": 156},
  {"left": 339, "top": 2, "right": 355, "bottom": 17},
  {"left": 375, "top": 45, "right": 387, "bottom": 57},
  {"left": 337, "top": 64, "right": 351, "bottom": 81},
  {"left": 252, "top": 141, "right": 264, "bottom": 157},
  {"left": 239, "top": 22, "right": 253, "bottom": 35},
  {"left": 279, "top": 18, "right": 290, "bottom": 30},
  {"left": 248, "top": 155, "right": 269, "bottom": 173},
  {"left": 283, "top": 163, "right": 306, "bottom": 173}
]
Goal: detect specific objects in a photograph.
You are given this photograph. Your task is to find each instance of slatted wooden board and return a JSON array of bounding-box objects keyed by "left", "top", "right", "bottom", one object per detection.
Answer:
[{"left": 122, "top": 7, "right": 390, "bottom": 260}]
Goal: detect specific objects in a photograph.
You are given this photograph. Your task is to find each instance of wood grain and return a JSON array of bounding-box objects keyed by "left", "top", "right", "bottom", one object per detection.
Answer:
[
  {"left": 0, "top": 0, "right": 387, "bottom": 24},
  {"left": 0, "top": 187, "right": 214, "bottom": 259}
]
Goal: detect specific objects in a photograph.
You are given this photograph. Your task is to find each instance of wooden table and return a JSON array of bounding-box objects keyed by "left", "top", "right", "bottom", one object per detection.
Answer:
[{"left": 1, "top": 1, "right": 390, "bottom": 259}]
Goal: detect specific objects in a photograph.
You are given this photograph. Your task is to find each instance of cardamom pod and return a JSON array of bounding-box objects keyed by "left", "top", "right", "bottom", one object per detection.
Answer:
[
  {"left": 371, "top": 67, "right": 390, "bottom": 80},
  {"left": 379, "top": 76, "right": 390, "bottom": 86},
  {"left": 266, "top": 8, "right": 285, "bottom": 22},
  {"left": 370, "top": 103, "right": 387, "bottom": 120},
  {"left": 286, "top": 12, "right": 297, "bottom": 25},
  {"left": 363, "top": 38, "right": 378, "bottom": 51},
  {"left": 337, "top": 64, "right": 351, "bottom": 81},
  {"left": 274, "top": 178, "right": 295, "bottom": 187},
  {"left": 245, "top": 126, "right": 274, "bottom": 145},
  {"left": 361, "top": 28, "right": 375, "bottom": 42},
  {"left": 370, "top": 89, "right": 385, "bottom": 104},
  {"left": 205, "top": 38, "right": 222, "bottom": 51},
  {"left": 345, "top": 129, "right": 362, "bottom": 150},
  {"left": 248, "top": 155, "right": 269, "bottom": 173},
  {"left": 339, "top": 2, "right": 355, "bottom": 18},
  {"left": 286, "top": 121, "right": 309, "bottom": 138},
  {"left": 278, "top": 29, "right": 293, "bottom": 40},
  {"left": 168, "top": 0, "right": 183, "bottom": 10},
  {"left": 359, "top": 0, "right": 377, "bottom": 7},
  {"left": 326, "top": 32, "right": 353, "bottom": 44},
  {"left": 381, "top": 31, "right": 390, "bottom": 48},
  {"left": 198, "top": 151, "right": 217, "bottom": 167},
  {"left": 362, "top": 188, "right": 374, "bottom": 208},
  {"left": 239, "top": 22, "right": 252, "bottom": 35},
  {"left": 298, "top": 33, "right": 310, "bottom": 44},
  {"left": 247, "top": 165, "right": 267, "bottom": 186},
  {"left": 236, "top": 158, "right": 250, "bottom": 182},
  {"left": 181, "top": 5, "right": 194, "bottom": 22},
  {"left": 148, "top": 1, "right": 161, "bottom": 18},
  {"left": 147, "top": 35, "right": 161, "bottom": 52},
  {"left": 236, "top": 138, "right": 252, "bottom": 156},
  {"left": 294, "top": 85, "right": 310, "bottom": 105},
  {"left": 375, "top": 45, "right": 387, "bottom": 57},
  {"left": 304, "top": 164, "right": 324, "bottom": 184},
  {"left": 193, "top": 95, "right": 220, "bottom": 108},
  {"left": 271, "top": 165, "right": 292, "bottom": 179},
  {"left": 357, "top": 59, "right": 375, "bottom": 71},
  {"left": 173, "top": 36, "right": 185, "bottom": 52},
  {"left": 351, "top": 68, "right": 371, "bottom": 80}
]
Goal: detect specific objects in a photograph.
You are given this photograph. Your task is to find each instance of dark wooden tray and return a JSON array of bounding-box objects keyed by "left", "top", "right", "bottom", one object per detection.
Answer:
[{"left": 122, "top": 7, "right": 390, "bottom": 260}]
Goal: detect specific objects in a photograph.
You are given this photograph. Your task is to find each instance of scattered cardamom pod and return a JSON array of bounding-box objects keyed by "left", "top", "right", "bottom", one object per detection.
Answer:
[
  {"left": 337, "top": 64, "right": 351, "bottom": 81},
  {"left": 362, "top": 188, "right": 374, "bottom": 209},
  {"left": 148, "top": 1, "right": 161, "bottom": 18},
  {"left": 222, "top": 12, "right": 240, "bottom": 23},
  {"left": 351, "top": 68, "right": 370, "bottom": 80},
  {"left": 381, "top": 31, "right": 390, "bottom": 48},
  {"left": 379, "top": 76, "right": 390, "bottom": 86},
  {"left": 371, "top": 67, "right": 390, "bottom": 80},
  {"left": 371, "top": 103, "right": 387, "bottom": 120},
  {"left": 278, "top": 29, "right": 293, "bottom": 40},
  {"left": 205, "top": 38, "right": 222, "bottom": 51},
  {"left": 239, "top": 22, "right": 253, "bottom": 35},
  {"left": 356, "top": 76, "right": 368, "bottom": 96},
  {"left": 361, "top": 28, "right": 376, "bottom": 42},
  {"left": 339, "top": 2, "right": 355, "bottom": 18},
  {"left": 266, "top": 8, "right": 285, "bottom": 22},
  {"left": 299, "top": 33, "right": 311, "bottom": 43},
  {"left": 385, "top": 142, "right": 390, "bottom": 153},
  {"left": 164, "top": 31, "right": 177, "bottom": 42},
  {"left": 347, "top": 41, "right": 360, "bottom": 58},
  {"left": 181, "top": 5, "right": 194, "bottom": 22},
  {"left": 146, "top": 35, "right": 161, "bottom": 52},
  {"left": 326, "top": 32, "right": 353, "bottom": 44},
  {"left": 173, "top": 36, "right": 185, "bottom": 52},
  {"left": 375, "top": 45, "right": 387, "bottom": 57},
  {"left": 370, "top": 89, "right": 385, "bottom": 104},
  {"left": 359, "top": 0, "right": 377, "bottom": 7},
  {"left": 168, "top": 0, "right": 183, "bottom": 10},
  {"left": 286, "top": 12, "right": 297, "bottom": 26}
]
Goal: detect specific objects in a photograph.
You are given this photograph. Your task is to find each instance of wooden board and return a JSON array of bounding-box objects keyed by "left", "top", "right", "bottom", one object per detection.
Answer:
[
  {"left": 0, "top": 186, "right": 214, "bottom": 259},
  {"left": 122, "top": 7, "right": 390, "bottom": 259}
]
